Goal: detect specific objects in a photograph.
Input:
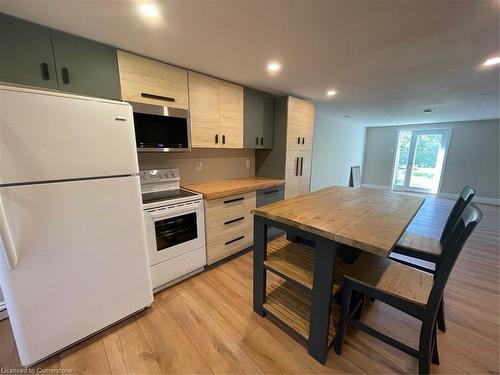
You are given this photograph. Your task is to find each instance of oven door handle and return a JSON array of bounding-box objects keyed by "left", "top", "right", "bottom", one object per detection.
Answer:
[{"left": 147, "top": 202, "right": 201, "bottom": 219}]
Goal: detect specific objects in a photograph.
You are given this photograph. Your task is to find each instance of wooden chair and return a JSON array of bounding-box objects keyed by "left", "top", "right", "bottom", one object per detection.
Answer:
[
  {"left": 390, "top": 185, "right": 475, "bottom": 331},
  {"left": 334, "top": 204, "right": 483, "bottom": 375},
  {"left": 348, "top": 166, "right": 361, "bottom": 188}
]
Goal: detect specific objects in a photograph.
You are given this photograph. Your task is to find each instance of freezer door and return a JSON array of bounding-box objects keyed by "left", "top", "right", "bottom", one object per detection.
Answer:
[
  {"left": 0, "top": 86, "right": 139, "bottom": 185},
  {"left": 0, "top": 176, "right": 153, "bottom": 365}
]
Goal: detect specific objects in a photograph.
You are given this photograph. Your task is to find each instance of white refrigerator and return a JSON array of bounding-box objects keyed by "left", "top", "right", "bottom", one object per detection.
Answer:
[{"left": 0, "top": 85, "right": 153, "bottom": 366}]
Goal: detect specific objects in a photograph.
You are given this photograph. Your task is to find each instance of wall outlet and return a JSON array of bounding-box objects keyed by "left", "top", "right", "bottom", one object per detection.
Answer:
[
  {"left": 196, "top": 161, "right": 203, "bottom": 171},
  {"left": 246, "top": 159, "right": 251, "bottom": 168}
]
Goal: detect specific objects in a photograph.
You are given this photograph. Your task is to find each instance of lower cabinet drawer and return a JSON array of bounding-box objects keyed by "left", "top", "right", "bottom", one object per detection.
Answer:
[
  {"left": 256, "top": 185, "right": 285, "bottom": 207},
  {"left": 207, "top": 227, "right": 253, "bottom": 265},
  {"left": 206, "top": 213, "right": 252, "bottom": 244}
]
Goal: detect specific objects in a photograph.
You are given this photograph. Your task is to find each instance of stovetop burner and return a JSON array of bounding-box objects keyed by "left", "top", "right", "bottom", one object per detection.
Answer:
[{"left": 142, "top": 189, "right": 199, "bottom": 204}]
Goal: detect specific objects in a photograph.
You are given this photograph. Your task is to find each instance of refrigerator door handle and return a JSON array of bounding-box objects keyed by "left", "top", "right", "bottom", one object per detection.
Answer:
[{"left": 0, "top": 194, "right": 17, "bottom": 270}]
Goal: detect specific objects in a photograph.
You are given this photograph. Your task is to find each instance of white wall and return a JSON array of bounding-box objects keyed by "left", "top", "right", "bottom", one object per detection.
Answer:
[{"left": 311, "top": 111, "right": 366, "bottom": 191}]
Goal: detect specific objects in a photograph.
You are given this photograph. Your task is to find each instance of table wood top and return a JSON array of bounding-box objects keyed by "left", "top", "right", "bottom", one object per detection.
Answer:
[
  {"left": 253, "top": 186, "right": 424, "bottom": 256},
  {"left": 183, "top": 177, "right": 285, "bottom": 200}
]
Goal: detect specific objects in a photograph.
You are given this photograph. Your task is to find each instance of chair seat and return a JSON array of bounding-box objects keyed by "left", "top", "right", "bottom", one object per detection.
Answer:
[
  {"left": 396, "top": 232, "right": 442, "bottom": 256},
  {"left": 339, "top": 252, "right": 434, "bottom": 305}
]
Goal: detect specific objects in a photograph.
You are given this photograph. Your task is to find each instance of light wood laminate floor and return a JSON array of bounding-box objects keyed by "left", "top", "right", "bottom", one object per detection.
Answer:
[{"left": 0, "top": 197, "right": 498, "bottom": 374}]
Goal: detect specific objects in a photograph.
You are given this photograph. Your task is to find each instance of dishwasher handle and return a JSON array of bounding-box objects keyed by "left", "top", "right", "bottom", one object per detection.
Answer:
[{"left": 0, "top": 194, "right": 17, "bottom": 270}]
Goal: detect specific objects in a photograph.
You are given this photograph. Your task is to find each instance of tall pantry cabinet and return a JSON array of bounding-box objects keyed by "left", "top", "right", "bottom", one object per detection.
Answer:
[{"left": 255, "top": 96, "right": 315, "bottom": 198}]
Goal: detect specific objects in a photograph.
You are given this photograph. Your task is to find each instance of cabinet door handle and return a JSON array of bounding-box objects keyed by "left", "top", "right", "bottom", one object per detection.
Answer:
[
  {"left": 255, "top": 136, "right": 259, "bottom": 145},
  {"left": 302, "top": 137, "right": 305, "bottom": 145},
  {"left": 295, "top": 157, "right": 299, "bottom": 176},
  {"left": 224, "top": 197, "right": 244, "bottom": 204},
  {"left": 40, "top": 63, "right": 50, "bottom": 81},
  {"left": 215, "top": 134, "right": 219, "bottom": 144},
  {"left": 225, "top": 235, "right": 245, "bottom": 246},
  {"left": 224, "top": 216, "right": 244, "bottom": 225},
  {"left": 260, "top": 137, "right": 263, "bottom": 146},
  {"left": 61, "top": 67, "right": 70, "bottom": 84},
  {"left": 222, "top": 134, "right": 226, "bottom": 145},
  {"left": 263, "top": 189, "right": 279, "bottom": 195},
  {"left": 297, "top": 137, "right": 301, "bottom": 144},
  {"left": 141, "top": 93, "right": 175, "bottom": 102},
  {"left": 300, "top": 157, "right": 304, "bottom": 176}
]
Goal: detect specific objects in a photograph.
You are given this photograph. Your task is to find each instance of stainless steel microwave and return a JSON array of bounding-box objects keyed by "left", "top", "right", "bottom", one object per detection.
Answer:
[{"left": 130, "top": 102, "right": 191, "bottom": 152}]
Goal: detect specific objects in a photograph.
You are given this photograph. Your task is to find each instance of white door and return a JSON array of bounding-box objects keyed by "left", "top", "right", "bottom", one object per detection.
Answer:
[
  {"left": 392, "top": 129, "right": 451, "bottom": 193},
  {"left": 0, "top": 176, "right": 153, "bottom": 366},
  {"left": 0, "top": 85, "right": 138, "bottom": 185}
]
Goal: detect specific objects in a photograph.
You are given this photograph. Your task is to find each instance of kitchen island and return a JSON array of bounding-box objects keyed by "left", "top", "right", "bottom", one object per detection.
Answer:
[{"left": 252, "top": 186, "right": 424, "bottom": 364}]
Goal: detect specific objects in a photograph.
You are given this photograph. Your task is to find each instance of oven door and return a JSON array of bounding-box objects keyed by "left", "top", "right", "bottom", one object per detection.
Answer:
[{"left": 144, "top": 200, "right": 205, "bottom": 266}]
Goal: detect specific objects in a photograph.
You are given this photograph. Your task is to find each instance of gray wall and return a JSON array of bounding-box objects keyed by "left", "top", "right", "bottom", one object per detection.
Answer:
[
  {"left": 362, "top": 119, "right": 500, "bottom": 199},
  {"left": 311, "top": 111, "right": 366, "bottom": 191}
]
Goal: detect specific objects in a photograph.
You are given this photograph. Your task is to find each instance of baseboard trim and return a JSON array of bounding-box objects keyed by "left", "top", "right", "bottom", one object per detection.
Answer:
[
  {"left": 361, "top": 184, "right": 390, "bottom": 190},
  {"left": 438, "top": 192, "right": 500, "bottom": 206},
  {"left": 0, "top": 302, "right": 7, "bottom": 320}
]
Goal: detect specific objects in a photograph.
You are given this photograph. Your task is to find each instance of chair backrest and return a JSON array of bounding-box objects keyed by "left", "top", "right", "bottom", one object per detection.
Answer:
[
  {"left": 349, "top": 166, "right": 361, "bottom": 188},
  {"left": 427, "top": 204, "right": 482, "bottom": 315},
  {"left": 440, "top": 185, "right": 476, "bottom": 243}
]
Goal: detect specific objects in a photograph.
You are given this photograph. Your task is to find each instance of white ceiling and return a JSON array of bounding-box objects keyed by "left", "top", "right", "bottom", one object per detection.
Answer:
[{"left": 1, "top": 0, "right": 499, "bottom": 127}]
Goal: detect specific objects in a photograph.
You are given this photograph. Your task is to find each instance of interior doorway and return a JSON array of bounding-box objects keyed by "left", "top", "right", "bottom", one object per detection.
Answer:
[{"left": 392, "top": 128, "right": 451, "bottom": 194}]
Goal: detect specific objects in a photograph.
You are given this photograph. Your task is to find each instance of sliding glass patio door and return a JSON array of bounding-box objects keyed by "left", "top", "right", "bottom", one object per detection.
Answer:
[{"left": 392, "top": 128, "right": 451, "bottom": 194}]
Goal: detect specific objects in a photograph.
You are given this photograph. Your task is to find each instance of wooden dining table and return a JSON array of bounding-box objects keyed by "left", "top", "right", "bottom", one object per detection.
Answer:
[{"left": 252, "top": 186, "right": 424, "bottom": 364}]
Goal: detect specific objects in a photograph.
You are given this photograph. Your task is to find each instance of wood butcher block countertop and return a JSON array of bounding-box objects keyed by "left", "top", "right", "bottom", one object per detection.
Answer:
[
  {"left": 182, "top": 177, "right": 285, "bottom": 200},
  {"left": 253, "top": 186, "right": 424, "bottom": 256}
]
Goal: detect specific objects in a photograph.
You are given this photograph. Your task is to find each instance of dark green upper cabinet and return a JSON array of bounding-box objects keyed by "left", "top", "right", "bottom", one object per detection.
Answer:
[
  {"left": 0, "top": 13, "right": 58, "bottom": 90},
  {"left": 52, "top": 31, "right": 120, "bottom": 100},
  {"left": 0, "top": 13, "right": 120, "bottom": 100},
  {"left": 244, "top": 87, "right": 274, "bottom": 149}
]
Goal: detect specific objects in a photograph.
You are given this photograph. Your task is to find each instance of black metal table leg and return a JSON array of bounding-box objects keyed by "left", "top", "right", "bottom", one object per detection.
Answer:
[
  {"left": 308, "top": 237, "right": 337, "bottom": 364},
  {"left": 253, "top": 216, "right": 267, "bottom": 316}
]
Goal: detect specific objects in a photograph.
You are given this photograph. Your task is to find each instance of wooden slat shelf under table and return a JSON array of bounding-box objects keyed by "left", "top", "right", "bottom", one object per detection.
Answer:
[
  {"left": 264, "top": 279, "right": 338, "bottom": 346},
  {"left": 264, "top": 236, "right": 349, "bottom": 292}
]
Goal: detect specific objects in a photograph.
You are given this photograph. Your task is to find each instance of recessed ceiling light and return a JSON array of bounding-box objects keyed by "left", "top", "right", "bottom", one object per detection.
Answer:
[
  {"left": 267, "top": 62, "right": 281, "bottom": 72},
  {"left": 327, "top": 90, "right": 337, "bottom": 96},
  {"left": 138, "top": 3, "right": 159, "bottom": 18},
  {"left": 423, "top": 109, "right": 432, "bottom": 113},
  {"left": 483, "top": 56, "right": 500, "bottom": 66}
]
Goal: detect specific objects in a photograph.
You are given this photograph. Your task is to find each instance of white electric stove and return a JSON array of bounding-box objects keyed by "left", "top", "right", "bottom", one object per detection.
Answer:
[{"left": 140, "top": 168, "right": 206, "bottom": 292}]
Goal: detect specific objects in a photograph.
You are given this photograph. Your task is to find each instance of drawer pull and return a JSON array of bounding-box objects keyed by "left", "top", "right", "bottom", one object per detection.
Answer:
[
  {"left": 224, "top": 216, "right": 245, "bottom": 225},
  {"left": 224, "top": 197, "right": 244, "bottom": 204},
  {"left": 141, "top": 93, "right": 175, "bottom": 102},
  {"left": 225, "top": 235, "right": 245, "bottom": 246},
  {"left": 263, "top": 189, "right": 280, "bottom": 195}
]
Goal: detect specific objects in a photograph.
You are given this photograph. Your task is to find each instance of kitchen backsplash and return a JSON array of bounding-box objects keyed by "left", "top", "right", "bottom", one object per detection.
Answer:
[{"left": 138, "top": 149, "right": 255, "bottom": 184}]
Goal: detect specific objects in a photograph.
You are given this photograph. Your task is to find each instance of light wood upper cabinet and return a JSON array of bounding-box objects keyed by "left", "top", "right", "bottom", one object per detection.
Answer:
[
  {"left": 219, "top": 80, "right": 243, "bottom": 148},
  {"left": 188, "top": 72, "right": 244, "bottom": 149},
  {"left": 188, "top": 71, "right": 220, "bottom": 147},
  {"left": 117, "top": 50, "right": 189, "bottom": 109},
  {"left": 287, "top": 96, "right": 315, "bottom": 151}
]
